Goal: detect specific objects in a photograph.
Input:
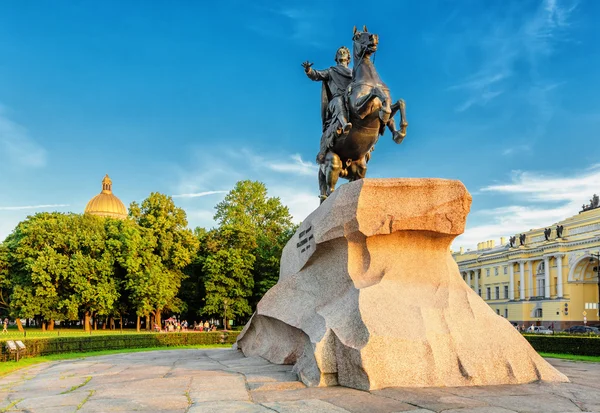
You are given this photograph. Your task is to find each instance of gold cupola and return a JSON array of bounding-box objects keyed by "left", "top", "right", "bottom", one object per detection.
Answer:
[{"left": 84, "top": 174, "right": 128, "bottom": 219}]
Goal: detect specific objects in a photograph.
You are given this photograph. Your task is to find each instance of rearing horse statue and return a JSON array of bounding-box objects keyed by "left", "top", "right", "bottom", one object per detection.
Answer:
[{"left": 317, "top": 26, "right": 407, "bottom": 202}]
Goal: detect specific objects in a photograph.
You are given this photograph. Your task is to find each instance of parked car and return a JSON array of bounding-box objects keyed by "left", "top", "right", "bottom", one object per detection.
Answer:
[
  {"left": 564, "top": 325, "right": 600, "bottom": 334},
  {"left": 526, "top": 326, "right": 553, "bottom": 334}
]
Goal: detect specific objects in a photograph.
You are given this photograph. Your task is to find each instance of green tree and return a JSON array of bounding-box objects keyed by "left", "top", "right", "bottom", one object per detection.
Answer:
[
  {"left": 213, "top": 180, "right": 296, "bottom": 308},
  {"left": 5, "top": 212, "right": 118, "bottom": 331},
  {"left": 201, "top": 226, "right": 255, "bottom": 328},
  {"left": 129, "top": 193, "right": 199, "bottom": 327}
]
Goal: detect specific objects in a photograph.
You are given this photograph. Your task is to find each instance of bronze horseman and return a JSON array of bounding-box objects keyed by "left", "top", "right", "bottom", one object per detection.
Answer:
[
  {"left": 303, "top": 47, "right": 353, "bottom": 164},
  {"left": 303, "top": 26, "right": 408, "bottom": 202}
]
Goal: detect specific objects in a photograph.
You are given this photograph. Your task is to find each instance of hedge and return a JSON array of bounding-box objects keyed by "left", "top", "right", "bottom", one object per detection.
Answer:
[
  {"left": 524, "top": 334, "right": 600, "bottom": 356},
  {"left": 0, "top": 331, "right": 240, "bottom": 361}
]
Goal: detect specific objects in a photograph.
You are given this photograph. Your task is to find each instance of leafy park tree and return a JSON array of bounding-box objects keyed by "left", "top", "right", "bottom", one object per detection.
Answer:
[
  {"left": 129, "top": 193, "right": 199, "bottom": 327},
  {"left": 4, "top": 212, "right": 119, "bottom": 331},
  {"left": 213, "top": 180, "right": 296, "bottom": 309},
  {"left": 201, "top": 225, "right": 255, "bottom": 328}
]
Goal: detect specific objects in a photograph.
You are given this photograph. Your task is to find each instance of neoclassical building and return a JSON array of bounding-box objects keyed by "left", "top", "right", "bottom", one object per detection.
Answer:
[
  {"left": 453, "top": 197, "right": 600, "bottom": 330},
  {"left": 84, "top": 174, "right": 128, "bottom": 219}
]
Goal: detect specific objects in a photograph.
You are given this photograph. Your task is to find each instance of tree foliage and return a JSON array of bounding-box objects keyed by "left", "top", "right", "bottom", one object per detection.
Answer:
[
  {"left": 200, "top": 180, "right": 296, "bottom": 323},
  {"left": 129, "top": 193, "right": 199, "bottom": 325}
]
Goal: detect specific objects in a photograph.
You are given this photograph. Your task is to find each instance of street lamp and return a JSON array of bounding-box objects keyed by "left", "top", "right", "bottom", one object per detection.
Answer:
[{"left": 591, "top": 252, "right": 600, "bottom": 320}]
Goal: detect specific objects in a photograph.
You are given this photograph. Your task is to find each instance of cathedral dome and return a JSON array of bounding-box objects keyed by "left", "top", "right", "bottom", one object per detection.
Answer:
[{"left": 84, "top": 175, "right": 128, "bottom": 219}]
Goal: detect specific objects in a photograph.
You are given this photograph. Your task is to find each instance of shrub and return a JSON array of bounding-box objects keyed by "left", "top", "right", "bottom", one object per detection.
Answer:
[
  {"left": 0, "top": 331, "right": 240, "bottom": 360},
  {"left": 524, "top": 334, "right": 600, "bottom": 356}
]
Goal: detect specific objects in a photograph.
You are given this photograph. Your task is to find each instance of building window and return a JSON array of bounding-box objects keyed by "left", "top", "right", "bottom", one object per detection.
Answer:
[
  {"left": 504, "top": 308, "right": 508, "bottom": 318},
  {"left": 496, "top": 309, "right": 500, "bottom": 315},
  {"left": 486, "top": 287, "right": 491, "bottom": 300},
  {"left": 534, "top": 308, "right": 543, "bottom": 318},
  {"left": 504, "top": 285, "right": 509, "bottom": 299},
  {"left": 486, "top": 268, "right": 490, "bottom": 277},
  {"left": 478, "top": 288, "right": 481, "bottom": 297},
  {"left": 495, "top": 286, "right": 500, "bottom": 300},
  {"left": 504, "top": 266, "right": 507, "bottom": 274},
  {"left": 495, "top": 267, "right": 499, "bottom": 276},
  {"left": 537, "top": 278, "right": 545, "bottom": 296}
]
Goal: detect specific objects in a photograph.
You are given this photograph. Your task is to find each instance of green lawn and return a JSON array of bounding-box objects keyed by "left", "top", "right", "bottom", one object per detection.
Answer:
[
  {"left": 0, "top": 328, "right": 168, "bottom": 340},
  {"left": 0, "top": 344, "right": 230, "bottom": 377},
  {"left": 540, "top": 352, "right": 600, "bottom": 362}
]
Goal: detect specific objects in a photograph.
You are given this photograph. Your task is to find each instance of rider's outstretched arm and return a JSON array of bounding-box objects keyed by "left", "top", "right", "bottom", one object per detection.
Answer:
[{"left": 306, "top": 67, "right": 330, "bottom": 81}]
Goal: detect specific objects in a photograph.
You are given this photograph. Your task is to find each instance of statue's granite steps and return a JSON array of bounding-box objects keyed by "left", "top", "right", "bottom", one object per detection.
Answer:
[{"left": 236, "top": 178, "right": 568, "bottom": 390}]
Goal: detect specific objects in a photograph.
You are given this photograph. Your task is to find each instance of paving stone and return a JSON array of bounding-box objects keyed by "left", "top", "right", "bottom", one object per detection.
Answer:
[
  {"left": 324, "top": 392, "right": 422, "bottom": 412},
  {"left": 479, "top": 394, "right": 582, "bottom": 412},
  {"left": 374, "top": 387, "right": 490, "bottom": 411},
  {"left": 262, "top": 399, "right": 352, "bottom": 412},
  {"left": 0, "top": 350, "right": 597, "bottom": 413},
  {"left": 189, "top": 401, "right": 273, "bottom": 412}
]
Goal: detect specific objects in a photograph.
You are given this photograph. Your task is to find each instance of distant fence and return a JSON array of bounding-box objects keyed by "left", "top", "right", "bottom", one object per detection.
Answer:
[{"left": 0, "top": 331, "right": 240, "bottom": 361}]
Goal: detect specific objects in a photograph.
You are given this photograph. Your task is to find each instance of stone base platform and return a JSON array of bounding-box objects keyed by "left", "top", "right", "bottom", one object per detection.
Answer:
[{"left": 0, "top": 349, "right": 597, "bottom": 412}]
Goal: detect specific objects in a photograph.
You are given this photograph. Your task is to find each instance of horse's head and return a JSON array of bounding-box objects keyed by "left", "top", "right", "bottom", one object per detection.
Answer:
[{"left": 352, "top": 25, "right": 378, "bottom": 61}]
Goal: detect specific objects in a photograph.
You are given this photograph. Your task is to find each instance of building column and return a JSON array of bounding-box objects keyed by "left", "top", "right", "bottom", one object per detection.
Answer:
[
  {"left": 519, "top": 260, "right": 526, "bottom": 300},
  {"left": 467, "top": 271, "right": 472, "bottom": 289},
  {"left": 474, "top": 269, "right": 479, "bottom": 295},
  {"left": 528, "top": 260, "right": 534, "bottom": 298},
  {"left": 509, "top": 262, "right": 515, "bottom": 300},
  {"left": 556, "top": 254, "right": 564, "bottom": 298},
  {"left": 544, "top": 256, "right": 551, "bottom": 298}
]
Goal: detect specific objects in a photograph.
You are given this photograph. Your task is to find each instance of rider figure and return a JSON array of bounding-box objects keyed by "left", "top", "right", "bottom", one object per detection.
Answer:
[{"left": 302, "top": 46, "right": 353, "bottom": 164}]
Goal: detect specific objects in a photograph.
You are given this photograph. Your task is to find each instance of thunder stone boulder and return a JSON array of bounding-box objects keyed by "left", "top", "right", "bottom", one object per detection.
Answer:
[{"left": 235, "top": 178, "right": 568, "bottom": 390}]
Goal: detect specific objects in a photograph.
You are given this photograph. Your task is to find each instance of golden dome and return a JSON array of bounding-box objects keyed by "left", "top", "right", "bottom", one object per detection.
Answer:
[{"left": 84, "top": 174, "right": 128, "bottom": 219}]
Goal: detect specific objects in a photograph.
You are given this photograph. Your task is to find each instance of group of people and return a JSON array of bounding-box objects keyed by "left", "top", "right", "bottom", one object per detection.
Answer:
[
  {"left": 154, "top": 319, "right": 218, "bottom": 333},
  {"left": 193, "top": 321, "right": 217, "bottom": 332}
]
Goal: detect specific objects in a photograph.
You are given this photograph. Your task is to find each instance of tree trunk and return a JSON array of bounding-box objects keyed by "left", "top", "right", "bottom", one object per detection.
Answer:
[
  {"left": 94, "top": 317, "right": 97, "bottom": 331},
  {"left": 156, "top": 309, "right": 162, "bottom": 331},
  {"left": 42, "top": 321, "right": 46, "bottom": 332},
  {"left": 25, "top": 319, "right": 29, "bottom": 328},
  {"left": 16, "top": 318, "right": 24, "bottom": 332},
  {"left": 119, "top": 314, "right": 123, "bottom": 331},
  {"left": 102, "top": 317, "right": 107, "bottom": 330},
  {"left": 48, "top": 320, "right": 54, "bottom": 331},
  {"left": 84, "top": 312, "right": 91, "bottom": 332},
  {"left": 145, "top": 315, "right": 150, "bottom": 331},
  {"left": 136, "top": 315, "right": 140, "bottom": 332}
]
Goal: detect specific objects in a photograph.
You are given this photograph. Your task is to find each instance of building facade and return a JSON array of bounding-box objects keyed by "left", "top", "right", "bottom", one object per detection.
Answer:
[{"left": 453, "top": 198, "right": 600, "bottom": 330}]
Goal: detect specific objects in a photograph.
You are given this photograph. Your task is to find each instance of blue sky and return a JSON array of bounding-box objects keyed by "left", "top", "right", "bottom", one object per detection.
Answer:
[{"left": 1, "top": 0, "right": 599, "bottom": 249}]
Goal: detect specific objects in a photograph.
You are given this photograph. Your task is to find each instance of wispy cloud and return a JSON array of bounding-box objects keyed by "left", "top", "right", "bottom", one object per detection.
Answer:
[
  {"left": 245, "top": 4, "right": 333, "bottom": 48},
  {"left": 172, "top": 191, "right": 228, "bottom": 199},
  {"left": 0, "top": 105, "right": 46, "bottom": 168},
  {"left": 454, "top": 163, "right": 599, "bottom": 249},
  {"left": 266, "top": 154, "right": 318, "bottom": 176},
  {"left": 448, "top": 0, "right": 578, "bottom": 117},
  {"left": 0, "top": 204, "right": 69, "bottom": 211},
  {"left": 502, "top": 145, "right": 531, "bottom": 156}
]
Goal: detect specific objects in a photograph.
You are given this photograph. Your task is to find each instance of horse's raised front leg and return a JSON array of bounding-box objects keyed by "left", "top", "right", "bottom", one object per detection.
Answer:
[{"left": 389, "top": 99, "right": 408, "bottom": 144}]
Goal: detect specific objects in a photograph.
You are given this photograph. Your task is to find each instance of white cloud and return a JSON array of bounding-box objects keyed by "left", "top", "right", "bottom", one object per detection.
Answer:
[
  {"left": 454, "top": 164, "right": 599, "bottom": 250},
  {"left": 448, "top": 0, "right": 578, "bottom": 116},
  {"left": 0, "top": 204, "right": 69, "bottom": 211},
  {"left": 265, "top": 154, "right": 319, "bottom": 176},
  {"left": 270, "top": 185, "right": 319, "bottom": 224},
  {"left": 172, "top": 191, "right": 228, "bottom": 199},
  {"left": 0, "top": 105, "right": 46, "bottom": 168}
]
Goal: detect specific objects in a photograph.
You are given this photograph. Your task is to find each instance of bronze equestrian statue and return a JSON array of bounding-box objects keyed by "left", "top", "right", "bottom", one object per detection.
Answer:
[{"left": 303, "top": 26, "right": 408, "bottom": 202}]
